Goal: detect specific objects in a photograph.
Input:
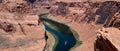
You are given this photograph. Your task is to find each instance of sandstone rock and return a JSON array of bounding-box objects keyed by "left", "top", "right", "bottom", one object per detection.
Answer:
[
  {"left": 94, "top": 27, "right": 120, "bottom": 51},
  {"left": 0, "top": 0, "right": 46, "bottom": 51},
  {"left": 0, "top": 0, "right": 120, "bottom": 51}
]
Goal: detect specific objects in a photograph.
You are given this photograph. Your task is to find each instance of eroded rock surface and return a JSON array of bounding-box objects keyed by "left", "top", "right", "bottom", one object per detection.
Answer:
[
  {"left": 0, "top": 13, "right": 46, "bottom": 51},
  {"left": 0, "top": 0, "right": 120, "bottom": 51},
  {"left": 0, "top": 0, "right": 46, "bottom": 51},
  {"left": 95, "top": 27, "right": 120, "bottom": 51},
  {"left": 94, "top": 4, "right": 120, "bottom": 51}
]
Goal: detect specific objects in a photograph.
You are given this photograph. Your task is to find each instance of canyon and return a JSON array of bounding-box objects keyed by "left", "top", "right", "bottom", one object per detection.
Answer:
[{"left": 0, "top": 0, "right": 119, "bottom": 51}]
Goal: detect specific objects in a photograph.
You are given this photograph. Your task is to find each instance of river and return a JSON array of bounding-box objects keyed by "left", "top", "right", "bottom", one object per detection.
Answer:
[{"left": 40, "top": 14, "right": 81, "bottom": 51}]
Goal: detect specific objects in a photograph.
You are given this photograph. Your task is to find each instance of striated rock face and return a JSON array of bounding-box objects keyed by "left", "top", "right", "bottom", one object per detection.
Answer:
[
  {"left": 94, "top": 1, "right": 120, "bottom": 51},
  {"left": 104, "top": 10, "right": 120, "bottom": 28},
  {"left": 0, "top": 13, "right": 46, "bottom": 51},
  {"left": 0, "top": 0, "right": 120, "bottom": 51},
  {"left": 96, "top": 1, "right": 120, "bottom": 24},
  {"left": 0, "top": 0, "right": 46, "bottom": 51},
  {"left": 94, "top": 27, "right": 120, "bottom": 51},
  {"left": 95, "top": 36, "right": 117, "bottom": 51},
  {"left": 48, "top": 1, "right": 120, "bottom": 51}
]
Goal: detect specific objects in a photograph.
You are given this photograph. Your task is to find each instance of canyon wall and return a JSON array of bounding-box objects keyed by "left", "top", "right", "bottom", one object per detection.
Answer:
[
  {"left": 0, "top": 0, "right": 119, "bottom": 51},
  {"left": 94, "top": 27, "right": 120, "bottom": 51},
  {"left": 0, "top": 0, "right": 46, "bottom": 51},
  {"left": 94, "top": 2, "right": 120, "bottom": 51}
]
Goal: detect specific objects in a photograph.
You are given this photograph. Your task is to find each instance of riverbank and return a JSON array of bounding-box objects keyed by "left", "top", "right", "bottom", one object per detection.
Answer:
[
  {"left": 47, "top": 14, "right": 103, "bottom": 51},
  {"left": 41, "top": 15, "right": 82, "bottom": 51},
  {"left": 44, "top": 31, "right": 56, "bottom": 51}
]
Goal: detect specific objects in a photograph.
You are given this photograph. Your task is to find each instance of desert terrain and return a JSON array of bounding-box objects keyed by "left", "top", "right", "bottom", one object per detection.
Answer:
[{"left": 0, "top": 0, "right": 119, "bottom": 51}]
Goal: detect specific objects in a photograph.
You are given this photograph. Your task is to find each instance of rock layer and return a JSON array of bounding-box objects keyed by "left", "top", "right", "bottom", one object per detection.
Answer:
[
  {"left": 0, "top": 13, "right": 46, "bottom": 51},
  {"left": 0, "top": 0, "right": 46, "bottom": 51},
  {"left": 95, "top": 28, "right": 120, "bottom": 51},
  {"left": 0, "top": 0, "right": 120, "bottom": 51}
]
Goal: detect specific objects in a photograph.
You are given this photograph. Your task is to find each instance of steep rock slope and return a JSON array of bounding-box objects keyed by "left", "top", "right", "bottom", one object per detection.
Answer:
[
  {"left": 94, "top": 27, "right": 120, "bottom": 51},
  {"left": 94, "top": 2, "right": 120, "bottom": 51},
  {"left": 0, "top": 0, "right": 119, "bottom": 51},
  {"left": 0, "top": 0, "right": 46, "bottom": 51},
  {"left": 48, "top": 1, "right": 120, "bottom": 51}
]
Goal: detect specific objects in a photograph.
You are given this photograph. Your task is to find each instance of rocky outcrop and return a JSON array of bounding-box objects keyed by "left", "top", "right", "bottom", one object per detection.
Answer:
[
  {"left": 104, "top": 10, "right": 120, "bottom": 28},
  {"left": 49, "top": 1, "right": 120, "bottom": 51},
  {"left": 94, "top": 28, "right": 120, "bottom": 51},
  {"left": 0, "top": 22, "right": 16, "bottom": 33},
  {"left": 96, "top": 1, "right": 120, "bottom": 25},
  {"left": 94, "top": 1, "right": 120, "bottom": 51},
  {"left": 0, "top": 0, "right": 120, "bottom": 51},
  {"left": 49, "top": 1, "right": 120, "bottom": 24},
  {"left": 0, "top": 13, "right": 46, "bottom": 51},
  {"left": 0, "top": 0, "right": 46, "bottom": 51},
  {"left": 94, "top": 36, "right": 118, "bottom": 51}
]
